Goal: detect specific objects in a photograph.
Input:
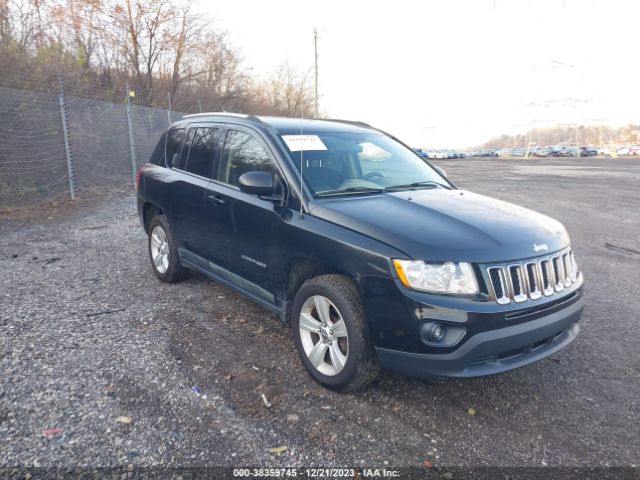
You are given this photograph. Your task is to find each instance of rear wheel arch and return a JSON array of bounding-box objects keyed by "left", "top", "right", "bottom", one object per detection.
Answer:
[{"left": 143, "top": 202, "right": 164, "bottom": 233}]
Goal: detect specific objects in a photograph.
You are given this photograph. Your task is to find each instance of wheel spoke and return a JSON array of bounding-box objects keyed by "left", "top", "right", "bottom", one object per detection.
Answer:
[
  {"left": 329, "top": 342, "right": 347, "bottom": 371},
  {"left": 151, "top": 233, "right": 161, "bottom": 248},
  {"left": 313, "top": 296, "right": 331, "bottom": 324},
  {"left": 154, "top": 253, "right": 163, "bottom": 268},
  {"left": 332, "top": 319, "right": 347, "bottom": 338},
  {"left": 162, "top": 255, "right": 169, "bottom": 271},
  {"left": 299, "top": 312, "right": 321, "bottom": 333},
  {"left": 308, "top": 340, "right": 329, "bottom": 368}
]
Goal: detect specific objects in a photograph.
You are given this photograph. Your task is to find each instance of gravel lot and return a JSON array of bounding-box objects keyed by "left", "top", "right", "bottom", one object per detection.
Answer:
[{"left": 1, "top": 157, "right": 639, "bottom": 472}]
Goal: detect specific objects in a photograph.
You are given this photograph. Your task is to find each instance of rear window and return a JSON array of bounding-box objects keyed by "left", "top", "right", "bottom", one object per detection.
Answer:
[{"left": 184, "top": 127, "right": 219, "bottom": 178}]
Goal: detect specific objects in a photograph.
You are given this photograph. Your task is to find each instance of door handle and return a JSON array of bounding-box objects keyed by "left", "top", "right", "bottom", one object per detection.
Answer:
[{"left": 207, "top": 194, "right": 226, "bottom": 206}]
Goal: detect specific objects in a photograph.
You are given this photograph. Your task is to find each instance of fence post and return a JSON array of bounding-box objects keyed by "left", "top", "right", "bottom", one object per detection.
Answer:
[
  {"left": 125, "top": 83, "right": 137, "bottom": 187},
  {"left": 58, "top": 78, "right": 76, "bottom": 200}
]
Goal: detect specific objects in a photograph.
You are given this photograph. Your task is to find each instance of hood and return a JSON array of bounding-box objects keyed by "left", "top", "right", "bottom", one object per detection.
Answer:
[{"left": 308, "top": 189, "right": 570, "bottom": 263}]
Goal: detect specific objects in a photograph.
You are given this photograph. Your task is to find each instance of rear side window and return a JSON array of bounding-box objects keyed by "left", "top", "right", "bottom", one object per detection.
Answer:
[
  {"left": 166, "top": 128, "right": 185, "bottom": 167},
  {"left": 177, "top": 129, "right": 195, "bottom": 170},
  {"left": 217, "top": 130, "right": 273, "bottom": 187},
  {"left": 184, "top": 127, "right": 219, "bottom": 178}
]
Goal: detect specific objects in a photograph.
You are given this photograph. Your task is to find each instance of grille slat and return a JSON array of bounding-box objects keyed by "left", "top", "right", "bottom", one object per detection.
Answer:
[
  {"left": 525, "top": 262, "right": 542, "bottom": 299},
  {"left": 508, "top": 265, "right": 527, "bottom": 303},
  {"left": 562, "top": 253, "right": 572, "bottom": 287},
  {"left": 553, "top": 256, "right": 565, "bottom": 292},
  {"left": 487, "top": 249, "right": 578, "bottom": 305},
  {"left": 488, "top": 267, "right": 510, "bottom": 304}
]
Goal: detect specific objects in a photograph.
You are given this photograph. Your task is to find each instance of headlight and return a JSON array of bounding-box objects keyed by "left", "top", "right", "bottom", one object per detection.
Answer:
[{"left": 393, "top": 260, "right": 479, "bottom": 294}]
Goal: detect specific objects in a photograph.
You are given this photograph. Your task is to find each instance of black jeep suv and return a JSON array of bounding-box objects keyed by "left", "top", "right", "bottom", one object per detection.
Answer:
[{"left": 137, "top": 113, "right": 584, "bottom": 392}]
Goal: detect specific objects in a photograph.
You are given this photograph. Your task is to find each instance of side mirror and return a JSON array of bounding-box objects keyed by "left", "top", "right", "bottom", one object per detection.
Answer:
[
  {"left": 433, "top": 165, "right": 448, "bottom": 178},
  {"left": 238, "top": 171, "right": 275, "bottom": 196}
]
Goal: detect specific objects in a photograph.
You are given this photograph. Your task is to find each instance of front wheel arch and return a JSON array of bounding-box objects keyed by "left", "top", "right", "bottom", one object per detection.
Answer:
[{"left": 291, "top": 273, "right": 380, "bottom": 392}]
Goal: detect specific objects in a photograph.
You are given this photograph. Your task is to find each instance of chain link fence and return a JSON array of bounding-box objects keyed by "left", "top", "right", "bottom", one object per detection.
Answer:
[{"left": 0, "top": 79, "right": 186, "bottom": 209}]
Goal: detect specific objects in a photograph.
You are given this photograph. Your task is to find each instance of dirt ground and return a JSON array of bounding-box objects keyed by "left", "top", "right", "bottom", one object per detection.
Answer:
[{"left": 1, "top": 157, "right": 639, "bottom": 472}]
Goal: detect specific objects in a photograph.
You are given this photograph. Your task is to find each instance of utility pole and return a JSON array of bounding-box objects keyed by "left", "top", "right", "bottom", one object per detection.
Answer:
[{"left": 314, "top": 28, "right": 319, "bottom": 118}]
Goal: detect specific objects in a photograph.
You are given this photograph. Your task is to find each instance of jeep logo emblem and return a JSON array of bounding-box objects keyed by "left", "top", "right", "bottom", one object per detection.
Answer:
[{"left": 533, "top": 243, "right": 549, "bottom": 253}]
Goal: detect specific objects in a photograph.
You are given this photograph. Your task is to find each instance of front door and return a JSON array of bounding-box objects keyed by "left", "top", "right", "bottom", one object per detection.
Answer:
[{"left": 203, "top": 127, "right": 278, "bottom": 298}]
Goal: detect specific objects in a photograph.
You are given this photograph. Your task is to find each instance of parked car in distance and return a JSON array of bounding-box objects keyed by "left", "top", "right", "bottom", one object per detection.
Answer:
[
  {"left": 629, "top": 145, "right": 640, "bottom": 156},
  {"left": 413, "top": 148, "right": 428, "bottom": 159},
  {"left": 579, "top": 146, "right": 598, "bottom": 157},
  {"left": 529, "top": 147, "right": 550, "bottom": 157},
  {"left": 558, "top": 146, "right": 579, "bottom": 157},
  {"left": 616, "top": 146, "right": 630, "bottom": 156},
  {"left": 137, "top": 113, "right": 584, "bottom": 392}
]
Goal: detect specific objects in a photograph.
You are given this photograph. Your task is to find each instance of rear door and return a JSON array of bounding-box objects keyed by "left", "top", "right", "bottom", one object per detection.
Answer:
[
  {"left": 170, "top": 124, "right": 221, "bottom": 260},
  {"left": 203, "top": 126, "right": 279, "bottom": 297}
]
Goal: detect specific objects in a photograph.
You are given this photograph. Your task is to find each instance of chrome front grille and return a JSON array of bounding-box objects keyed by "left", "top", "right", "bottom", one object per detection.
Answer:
[{"left": 487, "top": 250, "right": 578, "bottom": 304}]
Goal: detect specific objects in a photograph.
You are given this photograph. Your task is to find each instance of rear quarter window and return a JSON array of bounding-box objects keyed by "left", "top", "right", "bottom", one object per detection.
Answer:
[{"left": 149, "top": 132, "right": 167, "bottom": 166}]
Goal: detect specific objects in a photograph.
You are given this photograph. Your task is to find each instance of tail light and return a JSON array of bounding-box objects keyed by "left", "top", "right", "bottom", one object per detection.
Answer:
[{"left": 135, "top": 165, "right": 144, "bottom": 191}]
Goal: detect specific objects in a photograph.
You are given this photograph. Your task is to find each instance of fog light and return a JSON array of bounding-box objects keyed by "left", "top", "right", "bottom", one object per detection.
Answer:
[
  {"left": 430, "top": 323, "right": 446, "bottom": 342},
  {"left": 420, "top": 321, "right": 466, "bottom": 347}
]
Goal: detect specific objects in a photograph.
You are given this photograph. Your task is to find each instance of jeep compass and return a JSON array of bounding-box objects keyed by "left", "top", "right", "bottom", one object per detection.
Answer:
[{"left": 136, "top": 113, "right": 584, "bottom": 391}]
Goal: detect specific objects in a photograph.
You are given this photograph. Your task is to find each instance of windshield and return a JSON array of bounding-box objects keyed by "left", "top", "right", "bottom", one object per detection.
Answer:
[{"left": 281, "top": 132, "right": 449, "bottom": 196}]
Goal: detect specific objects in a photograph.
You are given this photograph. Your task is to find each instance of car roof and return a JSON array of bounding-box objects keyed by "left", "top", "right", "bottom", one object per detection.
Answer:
[{"left": 175, "top": 112, "right": 377, "bottom": 135}]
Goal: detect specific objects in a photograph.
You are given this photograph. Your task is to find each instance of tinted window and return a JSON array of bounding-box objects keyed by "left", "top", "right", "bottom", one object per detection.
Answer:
[
  {"left": 177, "top": 128, "right": 195, "bottom": 170},
  {"left": 184, "top": 127, "right": 218, "bottom": 177},
  {"left": 149, "top": 132, "right": 166, "bottom": 166},
  {"left": 218, "top": 130, "right": 273, "bottom": 187},
  {"left": 166, "top": 128, "right": 185, "bottom": 167}
]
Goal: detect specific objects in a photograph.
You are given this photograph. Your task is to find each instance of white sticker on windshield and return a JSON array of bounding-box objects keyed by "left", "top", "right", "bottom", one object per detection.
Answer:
[{"left": 282, "top": 135, "right": 327, "bottom": 152}]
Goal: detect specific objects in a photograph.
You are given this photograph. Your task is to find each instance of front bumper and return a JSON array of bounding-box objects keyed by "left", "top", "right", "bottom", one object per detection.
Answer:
[{"left": 375, "top": 291, "right": 584, "bottom": 379}]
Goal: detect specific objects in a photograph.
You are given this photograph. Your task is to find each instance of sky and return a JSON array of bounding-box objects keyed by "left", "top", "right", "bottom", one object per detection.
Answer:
[{"left": 195, "top": 0, "right": 640, "bottom": 148}]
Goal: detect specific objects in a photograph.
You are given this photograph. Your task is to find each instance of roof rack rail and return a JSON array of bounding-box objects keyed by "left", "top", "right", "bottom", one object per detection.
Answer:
[
  {"left": 182, "top": 111, "right": 248, "bottom": 119},
  {"left": 321, "top": 118, "right": 373, "bottom": 128},
  {"left": 180, "top": 112, "right": 264, "bottom": 125}
]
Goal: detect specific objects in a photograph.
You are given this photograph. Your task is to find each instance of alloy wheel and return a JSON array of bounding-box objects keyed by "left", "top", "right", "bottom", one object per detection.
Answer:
[
  {"left": 150, "top": 225, "right": 170, "bottom": 274},
  {"left": 298, "top": 295, "right": 349, "bottom": 376}
]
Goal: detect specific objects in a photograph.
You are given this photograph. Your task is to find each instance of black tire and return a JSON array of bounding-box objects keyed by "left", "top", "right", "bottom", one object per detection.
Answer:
[
  {"left": 147, "top": 214, "right": 187, "bottom": 283},
  {"left": 292, "top": 274, "right": 380, "bottom": 392}
]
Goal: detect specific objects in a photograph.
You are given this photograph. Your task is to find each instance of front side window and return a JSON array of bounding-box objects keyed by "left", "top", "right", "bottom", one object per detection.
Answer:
[
  {"left": 282, "top": 132, "right": 449, "bottom": 196},
  {"left": 218, "top": 130, "right": 273, "bottom": 187},
  {"left": 184, "top": 127, "right": 218, "bottom": 177}
]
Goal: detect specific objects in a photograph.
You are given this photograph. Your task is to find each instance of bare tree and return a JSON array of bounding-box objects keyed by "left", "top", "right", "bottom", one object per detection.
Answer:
[
  {"left": 0, "top": 0, "right": 320, "bottom": 115},
  {"left": 108, "top": 0, "right": 177, "bottom": 103},
  {"left": 1, "top": 0, "right": 47, "bottom": 50},
  {"left": 253, "top": 61, "right": 314, "bottom": 116},
  {"left": 0, "top": 0, "right": 10, "bottom": 44},
  {"left": 63, "top": 0, "right": 102, "bottom": 70}
]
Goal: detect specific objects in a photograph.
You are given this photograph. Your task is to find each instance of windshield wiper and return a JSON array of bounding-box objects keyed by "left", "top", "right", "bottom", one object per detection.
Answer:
[
  {"left": 316, "top": 186, "right": 385, "bottom": 197},
  {"left": 383, "top": 181, "right": 449, "bottom": 191}
]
